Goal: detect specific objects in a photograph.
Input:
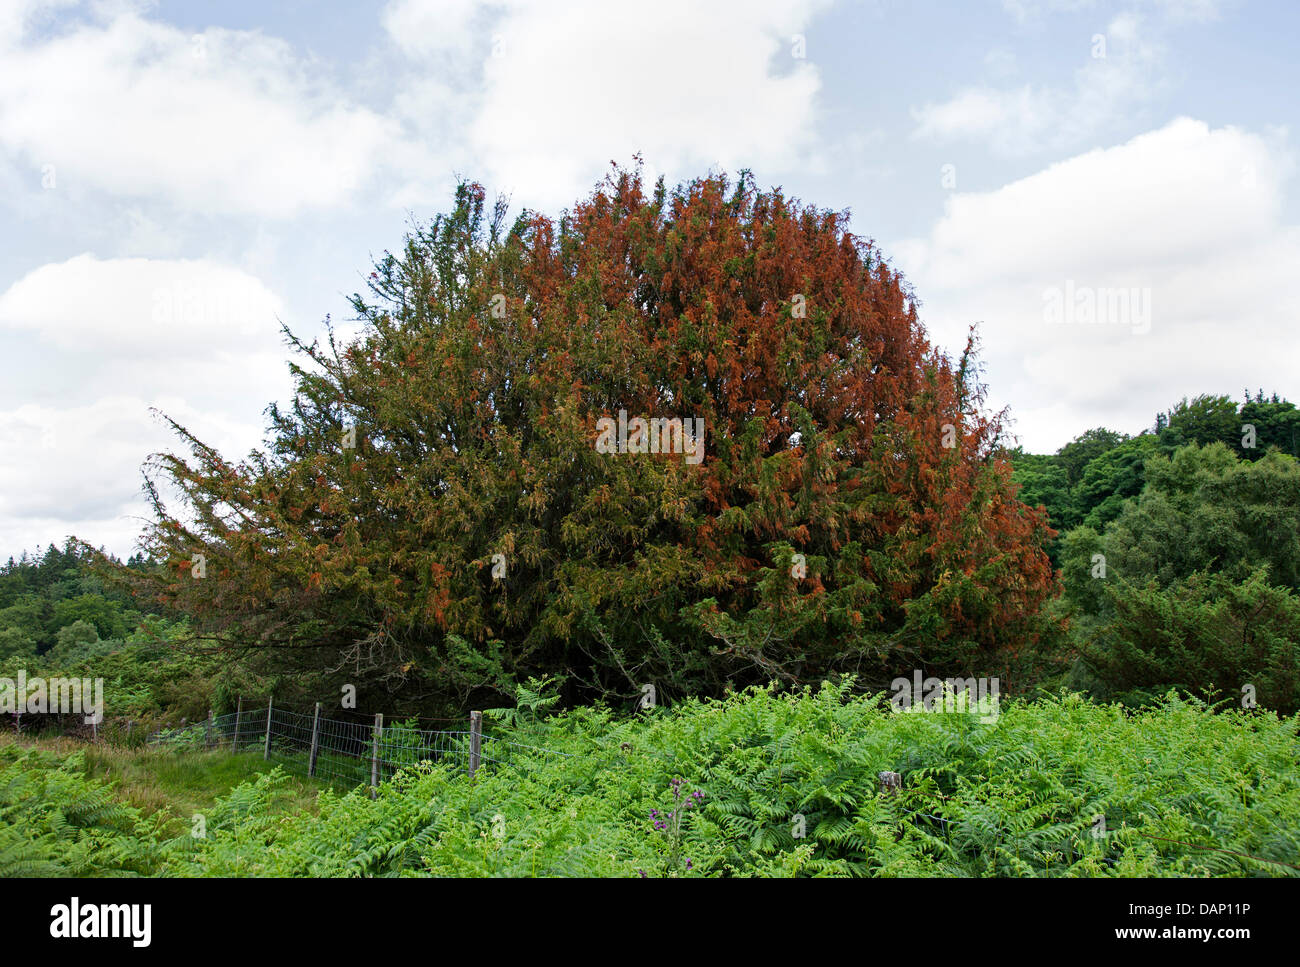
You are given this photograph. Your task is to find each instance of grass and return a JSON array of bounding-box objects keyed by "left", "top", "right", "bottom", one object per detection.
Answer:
[{"left": 0, "top": 733, "right": 325, "bottom": 835}]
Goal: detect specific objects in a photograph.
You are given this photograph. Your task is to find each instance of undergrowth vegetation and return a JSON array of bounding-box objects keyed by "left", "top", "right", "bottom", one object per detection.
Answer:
[
  {"left": 0, "top": 743, "right": 166, "bottom": 876},
  {"left": 0, "top": 738, "right": 322, "bottom": 876},
  {"left": 12, "top": 684, "right": 1294, "bottom": 877}
]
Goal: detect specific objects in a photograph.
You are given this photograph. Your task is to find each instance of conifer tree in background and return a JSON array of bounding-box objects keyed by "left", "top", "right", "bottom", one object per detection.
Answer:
[{"left": 114, "top": 167, "right": 1059, "bottom": 714}]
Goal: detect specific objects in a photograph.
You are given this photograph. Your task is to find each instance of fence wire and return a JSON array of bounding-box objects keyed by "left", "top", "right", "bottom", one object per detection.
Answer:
[{"left": 148, "top": 704, "right": 572, "bottom": 790}]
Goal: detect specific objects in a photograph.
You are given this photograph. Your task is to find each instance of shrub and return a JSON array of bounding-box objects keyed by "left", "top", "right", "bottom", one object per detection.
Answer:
[{"left": 1078, "top": 570, "right": 1300, "bottom": 713}]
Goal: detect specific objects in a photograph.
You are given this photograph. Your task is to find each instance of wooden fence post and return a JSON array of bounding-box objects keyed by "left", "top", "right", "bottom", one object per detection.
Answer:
[
  {"left": 308, "top": 702, "right": 322, "bottom": 778},
  {"left": 369, "top": 712, "right": 383, "bottom": 799},
  {"left": 263, "top": 696, "right": 273, "bottom": 761},
  {"left": 468, "top": 710, "right": 482, "bottom": 779},
  {"left": 878, "top": 771, "right": 902, "bottom": 796},
  {"left": 232, "top": 696, "right": 243, "bottom": 753},
  {"left": 205, "top": 710, "right": 213, "bottom": 749}
]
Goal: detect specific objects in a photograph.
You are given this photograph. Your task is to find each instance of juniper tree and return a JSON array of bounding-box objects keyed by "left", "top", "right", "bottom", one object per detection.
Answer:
[{"left": 116, "top": 167, "right": 1059, "bottom": 713}]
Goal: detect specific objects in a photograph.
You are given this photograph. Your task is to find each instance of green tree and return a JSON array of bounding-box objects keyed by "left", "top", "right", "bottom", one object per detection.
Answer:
[
  {"left": 1102, "top": 444, "right": 1300, "bottom": 592},
  {"left": 52, "top": 594, "right": 128, "bottom": 641},
  {"left": 1238, "top": 391, "right": 1300, "bottom": 460},
  {"left": 47, "top": 619, "right": 101, "bottom": 662},
  {"left": 1010, "top": 451, "right": 1070, "bottom": 524},
  {"left": 1056, "top": 427, "right": 1126, "bottom": 489},
  {"left": 1156, "top": 394, "right": 1238, "bottom": 451},
  {"left": 1071, "top": 434, "right": 1158, "bottom": 531},
  {"left": 0, "top": 626, "right": 36, "bottom": 660},
  {"left": 1059, "top": 525, "right": 1107, "bottom": 616},
  {"left": 1061, "top": 443, "right": 1300, "bottom": 711}
]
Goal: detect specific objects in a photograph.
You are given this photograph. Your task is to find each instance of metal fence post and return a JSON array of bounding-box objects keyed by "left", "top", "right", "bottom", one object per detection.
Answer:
[
  {"left": 308, "top": 702, "right": 322, "bottom": 778},
  {"left": 263, "top": 696, "right": 273, "bottom": 761},
  {"left": 232, "top": 696, "right": 243, "bottom": 752},
  {"left": 468, "top": 710, "right": 482, "bottom": 779},
  {"left": 205, "top": 710, "right": 213, "bottom": 749},
  {"left": 370, "top": 712, "right": 383, "bottom": 799}
]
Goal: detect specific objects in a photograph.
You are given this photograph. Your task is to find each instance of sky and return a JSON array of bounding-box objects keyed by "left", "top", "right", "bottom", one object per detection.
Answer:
[{"left": 1, "top": 0, "right": 1297, "bottom": 560}]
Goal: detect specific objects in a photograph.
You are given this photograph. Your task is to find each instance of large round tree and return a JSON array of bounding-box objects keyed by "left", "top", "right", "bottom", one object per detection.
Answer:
[{"left": 122, "top": 167, "right": 1058, "bottom": 713}]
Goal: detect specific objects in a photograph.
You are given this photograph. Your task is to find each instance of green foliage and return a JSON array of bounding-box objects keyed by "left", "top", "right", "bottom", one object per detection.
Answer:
[
  {"left": 0, "top": 743, "right": 165, "bottom": 876},
  {"left": 484, "top": 676, "right": 562, "bottom": 729},
  {"left": 159, "top": 684, "right": 1299, "bottom": 877},
  {"left": 1072, "top": 435, "right": 1158, "bottom": 531},
  {"left": 52, "top": 594, "right": 129, "bottom": 641},
  {"left": 1239, "top": 391, "right": 1300, "bottom": 460},
  {"left": 1099, "top": 444, "right": 1300, "bottom": 593},
  {"left": 6, "top": 687, "right": 1296, "bottom": 878},
  {"left": 1011, "top": 429, "right": 1154, "bottom": 565},
  {"left": 1055, "top": 441, "right": 1300, "bottom": 713},
  {"left": 0, "top": 625, "right": 36, "bottom": 660},
  {"left": 1010, "top": 452, "right": 1070, "bottom": 528},
  {"left": 1078, "top": 571, "right": 1300, "bottom": 712},
  {"left": 1058, "top": 427, "right": 1128, "bottom": 489},
  {"left": 1155, "top": 394, "right": 1240, "bottom": 451},
  {"left": 1011, "top": 390, "right": 1297, "bottom": 554},
  {"left": 375, "top": 718, "right": 434, "bottom": 772},
  {"left": 0, "top": 541, "right": 146, "bottom": 658},
  {"left": 0, "top": 618, "right": 239, "bottom": 733},
  {"left": 49, "top": 619, "right": 102, "bottom": 660},
  {"left": 1059, "top": 525, "right": 1107, "bottom": 615}
]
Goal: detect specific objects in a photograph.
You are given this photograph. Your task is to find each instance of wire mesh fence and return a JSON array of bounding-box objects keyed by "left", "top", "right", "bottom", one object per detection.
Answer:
[{"left": 148, "top": 702, "right": 571, "bottom": 791}]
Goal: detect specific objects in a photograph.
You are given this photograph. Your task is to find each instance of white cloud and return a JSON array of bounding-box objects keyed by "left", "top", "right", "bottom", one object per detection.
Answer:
[
  {"left": 0, "top": 252, "right": 295, "bottom": 556},
  {"left": 895, "top": 118, "right": 1300, "bottom": 452},
  {"left": 0, "top": 4, "right": 399, "bottom": 216},
  {"left": 384, "top": 0, "right": 833, "bottom": 210},
  {"left": 913, "top": 86, "right": 1057, "bottom": 148},
  {"left": 912, "top": 12, "right": 1165, "bottom": 156},
  {"left": 0, "top": 254, "right": 285, "bottom": 355},
  {"left": 0, "top": 395, "right": 266, "bottom": 557},
  {"left": 3, "top": 0, "right": 835, "bottom": 218},
  {"left": 381, "top": 0, "right": 489, "bottom": 59},
  {"left": 0, "top": 256, "right": 295, "bottom": 417},
  {"left": 0, "top": 0, "right": 75, "bottom": 43}
]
